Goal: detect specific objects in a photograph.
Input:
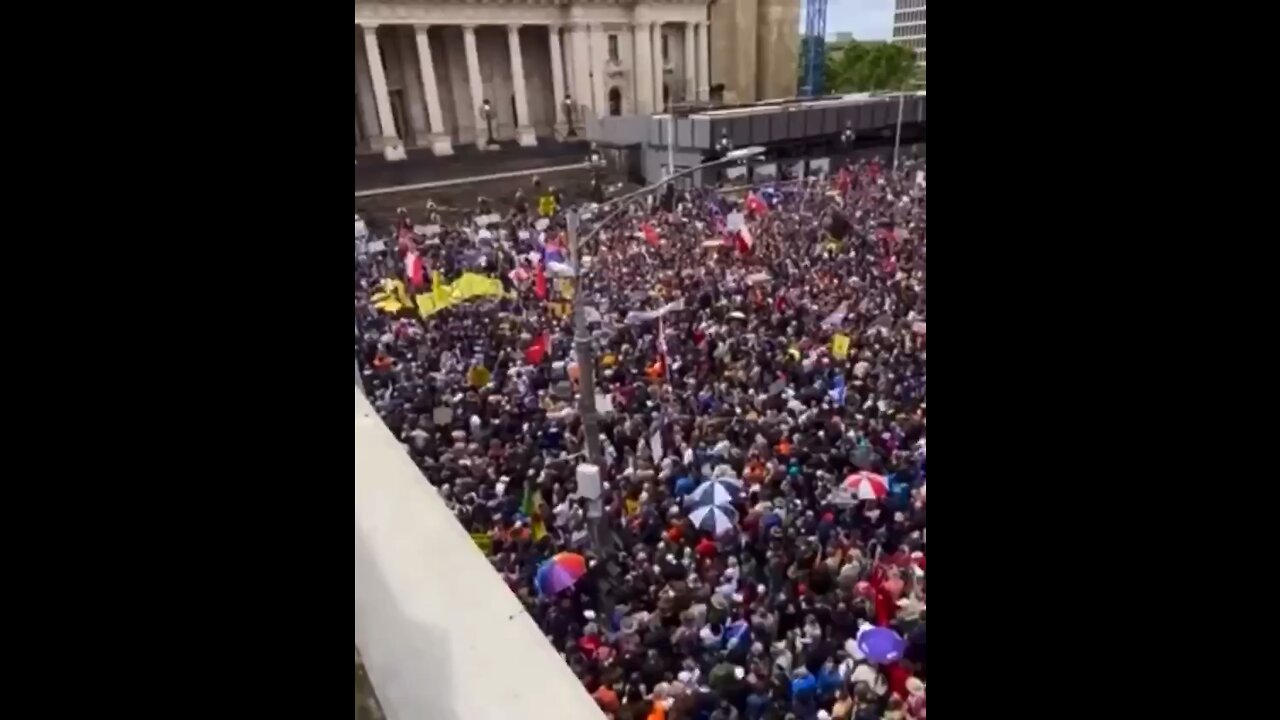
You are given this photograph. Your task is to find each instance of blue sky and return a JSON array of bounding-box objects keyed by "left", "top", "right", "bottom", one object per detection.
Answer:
[{"left": 805, "top": 0, "right": 894, "bottom": 41}]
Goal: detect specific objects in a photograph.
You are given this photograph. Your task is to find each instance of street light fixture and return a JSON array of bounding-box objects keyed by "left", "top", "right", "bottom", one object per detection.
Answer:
[
  {"left": 841, "top": 121, "right": 856, "bottom": 149},
  {"left": 715, "top": 128, "right": 733, "bottom": 156}
]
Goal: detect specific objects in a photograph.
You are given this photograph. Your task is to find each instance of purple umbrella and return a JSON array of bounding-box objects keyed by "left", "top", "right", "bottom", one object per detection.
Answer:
[{"left": 856, "top": 626, "right": 906, "bottom": 664}]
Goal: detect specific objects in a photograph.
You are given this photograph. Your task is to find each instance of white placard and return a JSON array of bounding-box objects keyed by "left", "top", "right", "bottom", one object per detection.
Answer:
[
  {"left": 595, "top": 393, "right": 615, "bottom": 415},
  {"left": 365, "top": 240, "right": 387, "bottom": 253},
  {"left": 534, "top": 218, "right": 550, "bottom": 231}
]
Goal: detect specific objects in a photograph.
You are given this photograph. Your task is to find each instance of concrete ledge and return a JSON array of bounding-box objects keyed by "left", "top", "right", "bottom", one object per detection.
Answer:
[
  {"left": 353, "top": 161, "right": 589, "bottom": 198},
  {"left": 355, "top": 386, "right": 605, "bottom": 720}
]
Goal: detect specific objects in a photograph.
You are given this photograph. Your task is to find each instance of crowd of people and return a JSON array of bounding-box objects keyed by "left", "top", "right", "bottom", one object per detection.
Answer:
[{"left": 355, "top": 154, "right": 927, "bottom": 720}]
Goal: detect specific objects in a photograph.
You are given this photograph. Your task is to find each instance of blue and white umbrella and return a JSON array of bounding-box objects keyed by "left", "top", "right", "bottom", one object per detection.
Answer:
[
  {"left": 688, "top": 504, "right": 737, "bottom": 536},
  {"left": 687, "top": 478, "right": 743, "bottom": 508}
]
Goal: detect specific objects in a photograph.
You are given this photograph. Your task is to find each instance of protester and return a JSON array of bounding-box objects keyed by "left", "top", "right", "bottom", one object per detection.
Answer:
[{"left": 356, "top": 154, "right": 927, "bottom": 720}]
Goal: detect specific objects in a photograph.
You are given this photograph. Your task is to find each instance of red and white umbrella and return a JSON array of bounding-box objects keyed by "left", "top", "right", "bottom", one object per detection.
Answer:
[{"left": 843, "top": 471, "right": 888, "bottom": 500}]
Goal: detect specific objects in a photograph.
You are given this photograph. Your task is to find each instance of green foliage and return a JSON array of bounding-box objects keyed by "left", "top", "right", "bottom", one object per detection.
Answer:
[{"left": 824, "top": 40, "right": 918, "bottom": 93}]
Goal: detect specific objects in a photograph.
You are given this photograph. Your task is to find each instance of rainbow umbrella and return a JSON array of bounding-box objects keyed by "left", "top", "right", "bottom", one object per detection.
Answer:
[{"left": 535, "top": 551, "right": 588, "bottom": 596}]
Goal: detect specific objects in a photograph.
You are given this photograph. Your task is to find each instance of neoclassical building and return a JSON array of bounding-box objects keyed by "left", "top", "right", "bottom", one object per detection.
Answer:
[{"left": 355, "top": 0, "right": 713, "bottom": 159}]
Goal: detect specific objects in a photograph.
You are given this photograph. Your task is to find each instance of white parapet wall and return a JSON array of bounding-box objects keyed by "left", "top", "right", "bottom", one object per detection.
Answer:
[{"left": 355, "top": 386, "right": 606, "bottom": 720}]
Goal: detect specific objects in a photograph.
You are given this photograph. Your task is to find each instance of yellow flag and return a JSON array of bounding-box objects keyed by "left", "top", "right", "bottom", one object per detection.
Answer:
[
  {"left": 530, "top": 515, "right": 548, "bottom": 542},
  {"left": 539, "top": 194, "right": 557, "bottom": 217},
  {"left": 832, "top": 333, "right": 851, "bottom": 360},
  {"left": 468, "top": 365, "right": 491, "bottom": 389},
  {"left": 451, "top": 272, "right": 504, "bottom": 301},
  {"left": 554, "top": 278, "right": 575, "bottom": 299},
  {"left": 431, "top": 270, "right": 451, "bottom": 307},
  {"left": 372, "top": 279, "right": 408, "bottom": 313}
]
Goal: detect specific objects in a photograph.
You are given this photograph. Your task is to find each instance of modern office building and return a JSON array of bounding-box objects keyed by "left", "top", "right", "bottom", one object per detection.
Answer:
[{"left": 892, "top": 0, "right": 926, "bottom": 84}]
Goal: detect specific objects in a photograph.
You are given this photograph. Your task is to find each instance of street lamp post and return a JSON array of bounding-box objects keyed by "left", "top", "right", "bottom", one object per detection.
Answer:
[
  {"left": 841, "top": 120, "right": 856, "bottom": 164},
  {"left": 893, "top": 91, "right": 906, "bottom": 171},
  {"left": 563, "top": 94, "right": 577, "bottom": 138},
  {"left": 564, "top": 146, "right": 764, "bottom": 556},
  {"left": 714, "top": 129, "right": 734, "bottom": 184},
  {"left": 480, "top": 99, "right": 495, "bottom": 147}
]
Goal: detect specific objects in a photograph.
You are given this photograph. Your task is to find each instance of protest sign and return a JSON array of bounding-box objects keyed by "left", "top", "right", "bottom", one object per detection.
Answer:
[{"left": 832, "top": 333, "right": 851, "bottom": 360}]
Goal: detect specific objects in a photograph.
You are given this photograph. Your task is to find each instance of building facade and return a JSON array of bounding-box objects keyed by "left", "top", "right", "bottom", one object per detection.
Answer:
[
  {"left": 355, "top": 0, "right": 713, "bottom": 160},
  {"left": 709, "top": 0, "right": 801, "bottom": 105},
  {"left": 891, "top": 0, "right": 926, "bottom": 83}
]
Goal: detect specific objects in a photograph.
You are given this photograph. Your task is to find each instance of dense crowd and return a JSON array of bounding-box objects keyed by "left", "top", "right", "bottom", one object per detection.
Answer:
[{"left": 356, "top": 155, "right": 927, "bottom": 720}]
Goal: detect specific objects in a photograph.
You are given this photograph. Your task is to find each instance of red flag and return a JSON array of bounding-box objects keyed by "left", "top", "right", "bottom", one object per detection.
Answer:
[
  {"left": 397, "top": 225, "right": 415, "bottom": 254},
  {"left": 838, "top": 167, "right": 852, "bottom": 194},
  {"left": 642, "top": 222, "right": 660, "bottom": 248},
  {"left": 534, "top": 262, "right": 547, "bottom": 300},
  {"left": 405, "top": 252, "right": 425, "bottom": 288},
  {"left": 745, "top": 192, "right": 768, "bottom": 218},
  {"left": 524, "top": 332, "right": 549, "bottom": 365},
  {"left": 734, "top": 226, "right": 754, "bottom": 255}
]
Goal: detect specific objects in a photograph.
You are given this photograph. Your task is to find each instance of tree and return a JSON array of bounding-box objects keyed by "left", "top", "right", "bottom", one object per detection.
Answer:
[{"left": 824, "top": 40, "right": 918, "bottom": 93}]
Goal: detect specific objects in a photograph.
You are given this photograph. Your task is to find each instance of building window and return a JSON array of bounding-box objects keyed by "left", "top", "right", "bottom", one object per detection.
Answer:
[
  {"left": 608, "top": 34, "right": 619, "bottom": 62},
  {"left": 608, "top": 86, "right": 622, "bottom": 115},
  {"left": 661, "top": 34, "right": 668, "bottom": 62}
]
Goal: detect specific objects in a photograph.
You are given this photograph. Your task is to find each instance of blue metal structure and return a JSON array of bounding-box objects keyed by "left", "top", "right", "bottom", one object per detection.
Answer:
[{"left": 798, "top": 0, "right": 828, "bottom": 96}]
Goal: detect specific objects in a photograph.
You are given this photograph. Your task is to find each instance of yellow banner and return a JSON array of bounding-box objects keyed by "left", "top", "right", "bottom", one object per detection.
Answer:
[
  {"left": 470, "top": 532, "right": 492, "bottom": 555},
  {"left": 832, "top": 333, "right": 851, "bottom": 360},
  {"left": 416, "top": 272, "right": 511, "bottom": 318},
  {"left": 453, "top": 272, "right": 506, "bottom": 301}
]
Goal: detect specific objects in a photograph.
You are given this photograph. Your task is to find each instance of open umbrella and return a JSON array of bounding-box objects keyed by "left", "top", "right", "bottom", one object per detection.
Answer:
[
  {"left": 844, "top": 471, "right": 888, "bottom": 500},
  {"left": 535, "top": 551, "right": 588, "bottom": 596},
  {"left": 856, "top": 626, "right": 906, "bottom": 664},
  {"left": 688, "top": 478, "right": 743, "bottom": 508},
  {"left": 688, "top": 504, "right": 737, "bottom": 536}
]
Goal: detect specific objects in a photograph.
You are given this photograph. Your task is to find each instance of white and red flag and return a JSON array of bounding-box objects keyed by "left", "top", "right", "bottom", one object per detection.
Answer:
[{"left": 405, "top": 251, "right": 425, "bottom": 287}]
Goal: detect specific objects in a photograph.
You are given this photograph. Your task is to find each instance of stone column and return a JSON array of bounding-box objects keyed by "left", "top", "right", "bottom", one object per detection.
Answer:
[
  {"left": 589, "top": 24, "right": 607, "bottom": 118},
  {"left": 507, "top": 25, "right": 537, "bottom": 146},
  {"left": 413, "top": 25, "right": 453, "bottom": 156},
  {"left": 398, "top": 29, "right": 428, "bottom": 148},
  {"left": 354, "top": 31, "right": 381, "bottom": 151},
  {"left": 548, "top": 24, "right": 568, "bottom": 136},
  {"left": 362, "top": 25, "right": 406, "bottom": 161},
  {"left": 462, "top": 25, "right": 488, "bottom": 150},
  {"left": 632, "top": 22, "right": 653, "bottom": 115},
  {"left": 697, "top": 22, "right": 710, "bottom": 101},
  {"left": 683, "top": 23, "right": 697, "bottom": 102},
  {"left": 651, "top": 23, "right": 664, "bottom": 112},
  {"left": 570, "top": 23, "right": 593, "bottom": 122}
]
